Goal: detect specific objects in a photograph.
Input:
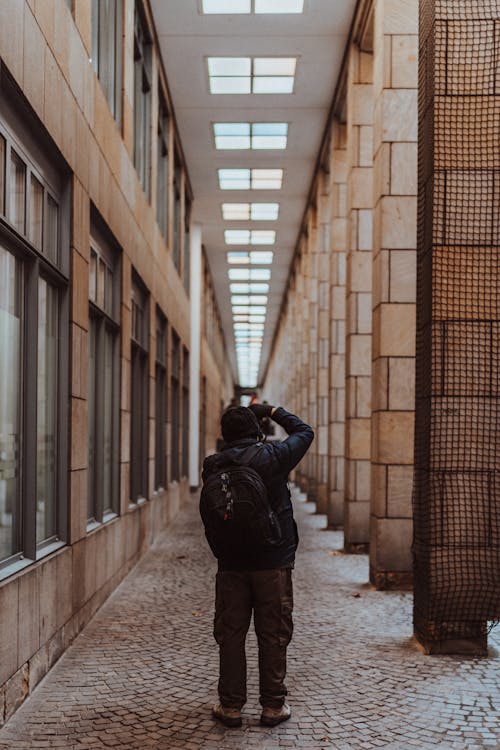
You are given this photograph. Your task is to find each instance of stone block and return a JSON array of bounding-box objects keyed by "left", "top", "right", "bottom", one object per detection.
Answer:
[
  {"left": 344, "top": 496, "right": 370, "bottom": 545},
  {"left": 70, "top": 396, "right": 88, "bottom": 471},
  {"left": 44, "top": 46, "right": 63, "bottom": 146},
  {"left": 346, "top": 418, "right": 371, "bottom": 460},
  {"left": 28, "top": 644, "right": 49, "bottom": 693},
  {"left": 0, "top": 0, "right": 24, "bottom": 87},
  {"left": 0, "top": 581, "right": 18, "bottom": 685},
  {"left": 39, "top": 555, "right": 58, "bottom": 643},
  {"left": 373, "top": 143, "right": 391, "bottom": 201},
  {"left": 70, "top": 468, "right": 87, "bottom": 544},
  {"left": 356, "top": 459, "right": 371, "bottom": 502},
  {"left": 71, "top": 249, "right": 89, "bottom": 328},
  {"left": 23, "top": 4, "right": 45, "bottom": 118},
  {"left": 357, "top": 293, "right": 372, "bottom": 335},
  {"left": 356, "top": 374, "right": 372, "bottom": 419},
  {"left": 390, "top": 249, "right": 416, "bottom": 303},
  {"left": 372, "top": 249, "right": 390, "bottom": 306},
  {"left": 387, "top": 464, "right": 413, "bottom": 518},
  {"left": 381, "top": 196, "right": 417, "bottom": 250},
  {"left": 391, "top": 34, "right": 418, "bottom": 89},
  {"left": 56, "top": 549, "right": 73, "bottom": 629},
  {"left": 372, "top": 356, "right": 389, "bottom": 411},
  {"left": 372, "top": 517, "right": 413, "bottom": 571},
  {"left": 350, "top": 251, "right": 372, "bottom": 293},
  {"left": 371, "top": 462, "right": 387, "bottom": 517},
  {"left": 381, "top": 89, "right": 418, "bottom": 142},
  {"left": 18, "top": 569, "right": 39, "bottom": 668},
  {"left": 358, "top": 209, "right": 373, "bottom": 251},
  {"left": 377, "top": 303, "right": 416, "bottom": 357},
  {"left": 391, "top": 143, "right": 418, "bottom": 196},
  {"left": 351, "top": 84, "right": 374, "bottom": 126},
  {"left": 4, "top": 664, "right": 29, "bottom": 722},
  {"left": 372, "top": 411, "right": 415, "bottom": 464},
  {"left": 349, "top": 335, "right": 372, "bottom": 377},
  {"left": 349, "top": 167, "right": 373, "bottom": 210},
  {"left": 388, "top": 357, "right": 415, "bottom": 411},
  {"left": 380, "top": 0, "right": 418, "bottom": 35},
  {"left": 358, "top": 126, "right": 373, "bottom": 168}
]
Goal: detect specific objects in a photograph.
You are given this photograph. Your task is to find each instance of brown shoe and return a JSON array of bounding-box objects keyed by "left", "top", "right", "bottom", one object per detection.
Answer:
[
  {"left": 212, "top": 703, "right": 243, "bottom": 728},
  {"left": 260, "top": 703, "right": 291, "bottom": 727}
]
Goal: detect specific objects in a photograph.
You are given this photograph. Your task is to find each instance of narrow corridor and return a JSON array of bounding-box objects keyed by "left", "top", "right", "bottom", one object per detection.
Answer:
[{"left": 0, "top": 490, "right": 498, "bottom": 750}]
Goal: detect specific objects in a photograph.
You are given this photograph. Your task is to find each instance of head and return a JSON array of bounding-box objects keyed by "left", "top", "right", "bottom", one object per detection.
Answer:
[{"left": 220, "top": 406, "right": 261, "bottom": 444}]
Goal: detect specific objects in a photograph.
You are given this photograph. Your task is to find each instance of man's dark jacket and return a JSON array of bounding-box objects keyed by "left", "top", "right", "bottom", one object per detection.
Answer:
[{"left": 201, "top": 407, "right": 314, "bottom": 571}]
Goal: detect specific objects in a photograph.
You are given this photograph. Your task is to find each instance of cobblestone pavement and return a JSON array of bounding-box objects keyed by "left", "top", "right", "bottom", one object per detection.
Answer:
[{"left": 1, "top": 490, "right": 499, "bottom": 750}]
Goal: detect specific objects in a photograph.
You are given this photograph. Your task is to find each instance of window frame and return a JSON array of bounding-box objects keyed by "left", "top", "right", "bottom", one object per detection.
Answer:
[
  {"left": 133, "top": 2, "right": 152, "bottom": 199},
  {"left": 0, "top": 98, "right": 69, "bottom": 577},
  {"left": 87, "top": 212, "right": 121, "bottom": 529},
  {"left": 154, "top": 308, "right": 168, "bottom": 491},
  {"left": 130, "top": 271, "right": 150, "bottom": 503},
  {"left": 91, "top": 0, "right": 124, "bottom": 126},
  {"left": 170, "top": 329, "right": 180, "bottom": 482},
  {"left": 156, "top": 89, "right": 170, "bottom": 241}
]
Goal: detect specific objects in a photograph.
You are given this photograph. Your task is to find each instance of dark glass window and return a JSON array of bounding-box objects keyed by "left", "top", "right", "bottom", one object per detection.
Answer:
[
  {"left": 91, "top": 0, "right": 123, "bottom": 125},
  {"left": 130, "top": 273, "right": 149, "bottom": 501},
  {"left": 87, "top": 217, "right": 120, "bottom": 526},
  {"left": 133, "top": 3, "right": 152, "bottom": 198},
  {"left": 0, "top": 112, "right": 68, "bottom": 572},
  {"left": 182, "top": 347, "right": 189, "bottom": 478},
  {"left": 157, "top": 92, "right": 169, "bottom": 241},
  {"left": 155, "top": 309, "right": 168, "bottom": 490},
  {"left": 173, "top": 150, "right": 181, "bottom": 273},
  {"left": 170, "top": 331, "right": 180, "bottom": 482},
  {"left": 183, "top": 193, "right": 191, "bottom": 293}
]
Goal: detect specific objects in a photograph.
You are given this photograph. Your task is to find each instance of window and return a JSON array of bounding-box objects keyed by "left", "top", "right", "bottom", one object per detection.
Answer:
[
  {"left": 157, "top": 90, "right": 169, "bottom": 240},
  {"left": 222, "top": 202, "right": 280, "bottom": 220},
  {"left": 214, "top": 123, "right": 288, "bottom": 150},
  {"left": 170, "top": 330, "right": 180, "bottom": 481},
  {"left": 91, "top": 0, "right": 123, "bottom": 125},
  {"left": 183, "top": 192, "right": 191, "bottom": 293},
  {"left": 173, "top": 149, "right": 182, "bottom": 273},
  {"left": 182, "top": 347, "right": 189, "bottom": 478},
  {"left": 87, "top": 215, "right": 120, "bottom": 526},
  {"left": 133, "top": 3, "right": 152, "bottom": 197},
  {"left": 130, "top": 273, "right": 149, "bottom": 501},
  {"left": 155, "top": 309, "right": 168, "bottom": 490},
  {"left": 207, "top": 57, "right": 297, "bottom": 95},
  {"left": 0, "top": 108, "right": 69, "bottom": 573}
]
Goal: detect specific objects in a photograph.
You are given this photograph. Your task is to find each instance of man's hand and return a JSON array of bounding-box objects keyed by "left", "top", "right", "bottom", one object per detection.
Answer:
[{"left": 249, "top": 403, "right": 275, "bottom": 419}]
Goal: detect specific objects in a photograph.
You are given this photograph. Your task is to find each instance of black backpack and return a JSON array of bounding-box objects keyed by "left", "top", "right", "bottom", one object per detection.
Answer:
[{"left": 200, "top": 444, "right": 282, "bottom": 560}]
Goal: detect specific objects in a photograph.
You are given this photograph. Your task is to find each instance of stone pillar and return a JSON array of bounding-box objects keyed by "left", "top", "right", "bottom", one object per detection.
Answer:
[
  {"left": 328, "top": 123, "right": 348, "bottom": 528},
  {"left": 413, "top": 0, "right": 500, "bottom": 654},
  {"left": 307, "top": 211, "right": 319, "bottom": 501},
  {"left": 316, "top": 174, "right": 332, "bottom": 514},
  {"left": 189, "top": 223, "right": 202, "bottom": 490},
  {"left": 369, "top": 0, "right": 418, "bottom": 588},
  {"left": 344, "top": 44, "right": 374, "bottom": 552}
]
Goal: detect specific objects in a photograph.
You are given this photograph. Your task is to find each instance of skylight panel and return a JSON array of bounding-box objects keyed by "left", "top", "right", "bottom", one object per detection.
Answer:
[
  {"left": 208, "top": 58, "right": 297, "bottom": 96},
  {"left": 228, "top": 268, "right": 272, "bottom": 280},
  {"left": 222, "top": 204, "right": 251, "bottom": 220},
  {"left": 202, "top": 0, "right": 250, "bottom": 11},
  {"left": 250, "top": 251, "right": 274, "bottom": 264},
  {"left": 210, "top": 77, "right": 251, "bottom": 95},
  {"left": 225, "top": 230, "right": 276, "bottom": 245},
  {"left": 208, "top": 58, "right": 251, "bottom": 77},
  {"left": 254, "top": 58, "right": 296, "bottom": 76},
  {"left": 251, "top": 169, "right": 283, "bottom": 189},
  {"left": 231, "top": 283, "right": 270, "bottom": 294},
  {"left": 227, "top": 252, "right": 250, "bottom": 264},
  {"left": 214, "top": 123, "right": 288, "bottom": 150},
  {"left": 251, "top": 203, "right": 279, "bottom": 220},
  {"left": 250, "top": 269, "right": 271, "bottom": 280},
  {"left": 218, "top": 169, "right": 250, "bottom": 190},
  {"left": 255, "top": 0, "right": 304, "bottom": 12}
]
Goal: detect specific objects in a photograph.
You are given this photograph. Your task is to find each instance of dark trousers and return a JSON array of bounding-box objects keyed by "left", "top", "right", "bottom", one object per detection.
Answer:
[{"left": 214, "top": 568, "right": 293, "bottom": 709}]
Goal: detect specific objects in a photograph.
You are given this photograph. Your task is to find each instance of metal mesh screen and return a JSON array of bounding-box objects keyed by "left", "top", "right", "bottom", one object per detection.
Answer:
[{"left": 414, "top": 0, "right": 500, "bottom": 642}]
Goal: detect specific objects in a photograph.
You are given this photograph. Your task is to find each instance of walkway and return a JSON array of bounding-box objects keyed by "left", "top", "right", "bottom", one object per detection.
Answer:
[{"left": 0, "top": 490, "right": 499, "bottom": 750}]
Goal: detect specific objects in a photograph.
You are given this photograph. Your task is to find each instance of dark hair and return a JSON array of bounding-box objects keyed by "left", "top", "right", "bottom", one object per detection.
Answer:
[{"left": 220, "top": 406, "right": 260, "bottom": 443}]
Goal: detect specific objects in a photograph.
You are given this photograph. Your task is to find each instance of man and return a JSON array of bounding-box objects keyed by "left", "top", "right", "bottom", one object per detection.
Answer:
[{"left": 201, "top": 403, "right": 314, "bottom": 728}]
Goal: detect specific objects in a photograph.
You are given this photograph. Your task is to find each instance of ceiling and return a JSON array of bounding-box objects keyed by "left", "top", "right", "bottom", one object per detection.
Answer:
[{"left": 150, "top": 0, "right": 357, "bottom": 386}]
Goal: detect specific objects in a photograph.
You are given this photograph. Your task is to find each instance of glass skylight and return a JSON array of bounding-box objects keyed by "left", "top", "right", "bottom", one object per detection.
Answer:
[
  {"left": 214, "top": 123, "right": 288, "bottom": 150},
  {"left": 202, "top": 0, "right": 250, "bottom": 12},
  {"left": 202, "top": 0, "right": 304, "bottom": 12},
  {"left": 228, "top": 268, "right": 272, "bottom": 280},
  {"left": 218, "top": 169, "right": 283, "bottom": 190},
  {"left": 231, "top": 295, "right": 268, "bottom": 306},
  {"left": 224, "top": 230, "right": 276, "bottom": 245},
  {"left": 208, "top": 58, "right": 296, "bottom": 95},
  {"left": 230, "top": 283, "right": 270, "bottom": 294},
  {"left": 227, "top": 251, "right": 274, "bottom": 265},
  {"left": 222, "top": 203, "right": 280, "bottom": 221}
]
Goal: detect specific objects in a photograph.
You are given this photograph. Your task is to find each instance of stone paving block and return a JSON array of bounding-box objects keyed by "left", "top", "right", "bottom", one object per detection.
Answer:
[{"left": 0, "top": 496, "right": 498, "bottom": 749}]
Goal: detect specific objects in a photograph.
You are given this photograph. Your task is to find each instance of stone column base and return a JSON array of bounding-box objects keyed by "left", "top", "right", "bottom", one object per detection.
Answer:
[
  {"left": 369, "top": 567, "right": 413, "bottom": 591},
  {"left": 345, "top": 542, "right": 369, "bottom": 554}
]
